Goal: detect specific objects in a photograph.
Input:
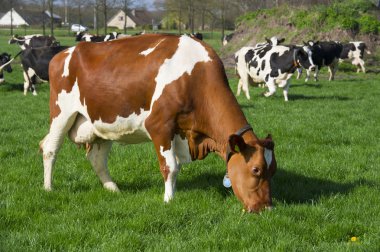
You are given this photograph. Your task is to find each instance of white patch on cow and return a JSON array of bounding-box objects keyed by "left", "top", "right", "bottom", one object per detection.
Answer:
[
  {"left": 83, "top": 34, "right": 93, "bottom": 42},
  {"left": 303, "top": 46, "right": 315, "bottom": 70},
  {"left": 264, "top": 148, "right": 272, "bottom": 168},
  {"left": 150, "top": 35, "right": 211, "bottom": 111},
  {"left": 93, "top": 109, "right": 151, "bottom": 143},
  {"left": 139, "top": 38, "right": 166, "bottom": 56},
  {"left": 55, "top": 79, "right": 151, "bottom": 145},
  {"left": 104, "top": 35, "right": 110, "bottom": 41},
  {"left": 62, "top": 46, "right": 76, "bottom": 77}
]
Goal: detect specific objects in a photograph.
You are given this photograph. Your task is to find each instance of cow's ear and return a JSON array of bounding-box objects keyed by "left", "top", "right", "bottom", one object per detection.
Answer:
[
  {"left": 278, "top": 38, "right": 285, "bottom": 44},
  {"left": 228, "top": 134, "right": 247, "bottom": 153},
  {"left": 261, "top": 134, "right": 274, "bottom": 150},
  {"left": 303, "top": 41, "right": 308, "bottom": 46}
]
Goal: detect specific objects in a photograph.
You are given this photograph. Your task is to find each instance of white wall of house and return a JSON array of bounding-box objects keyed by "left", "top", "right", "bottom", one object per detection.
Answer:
[
  {"left": 107, "top": 10, "right": 136, "bottom": 29},
  {"left": 0, "top": 8, "right": 29, "bottom": 26}
]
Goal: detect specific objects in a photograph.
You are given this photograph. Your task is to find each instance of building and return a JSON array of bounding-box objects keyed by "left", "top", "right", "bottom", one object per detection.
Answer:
[
  {"left": 0, "top": 8, "right": 62, "bottom": 27},
  {"left": 107, "top": 9, "right": 161, "bottom": 29},
  {"left": 0, "top": 8, "right": 28, "bottom": 27}
]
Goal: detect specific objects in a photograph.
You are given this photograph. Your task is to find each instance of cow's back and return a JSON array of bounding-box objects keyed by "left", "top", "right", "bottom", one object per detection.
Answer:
[{"left": 49, "top": 34, "right": 226, "bottom": 143}]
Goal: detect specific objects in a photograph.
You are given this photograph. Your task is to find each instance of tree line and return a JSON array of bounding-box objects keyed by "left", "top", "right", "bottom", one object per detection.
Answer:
[{"left": 1, "top": 0, "right": 336, "bottom": 36}]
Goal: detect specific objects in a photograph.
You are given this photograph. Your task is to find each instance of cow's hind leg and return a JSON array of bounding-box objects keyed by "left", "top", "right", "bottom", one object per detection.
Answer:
[
  {"left": 40, "top": 111, "right": 78, "bottom": 190},
  {"left": 22, "top": 71, "right": 30, "bottom": 96},
  {"left": 87, "top": 141, "right": 119, "bottom": 192}
]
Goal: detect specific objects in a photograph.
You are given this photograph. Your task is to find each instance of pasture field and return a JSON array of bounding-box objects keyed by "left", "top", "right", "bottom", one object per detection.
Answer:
[{"left": 1, "top": 32, "right": 380, "bottom": 251}]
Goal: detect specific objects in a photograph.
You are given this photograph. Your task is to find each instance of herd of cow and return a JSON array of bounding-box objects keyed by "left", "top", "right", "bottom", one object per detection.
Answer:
[
  {"left": 0, "top": 31, "right": 371, "bottom": 213},
  {"left": 233, "top": 36, "right": 370, "bottom": 101}
]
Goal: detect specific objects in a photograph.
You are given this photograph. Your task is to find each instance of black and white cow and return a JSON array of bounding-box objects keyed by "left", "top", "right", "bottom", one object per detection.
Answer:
[
  {"left": 222, "top": 33, "right": 234, "bottom": 46},
  {"left": 297, "top": 41, "right": 343, "bottom": 81},
  {"left": 0, "top": 53, "right": 13, "bottom": 84},
  {"left": 75, "top": 32, "right": 129, "bottom": 42},
  {"left": 9, "top": 34, "right": 59, "bottom": 50},
  {"left": 339, "top": 41, "right": 371, "bottom": 73},
  {"left": 20, "top": 46, "right": 69, "bottom": 95},
  {"left": 235, "top": 43, "right": 315, "bottom": 101}
]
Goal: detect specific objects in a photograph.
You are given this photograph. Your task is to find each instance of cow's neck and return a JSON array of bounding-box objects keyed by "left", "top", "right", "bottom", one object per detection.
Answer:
[{"left": 185, "top": 85, "right": 259, "bottom": 162}]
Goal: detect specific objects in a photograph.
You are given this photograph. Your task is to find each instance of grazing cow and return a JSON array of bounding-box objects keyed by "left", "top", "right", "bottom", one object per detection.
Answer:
[
  {"left": 9, "top": 34, "right": 58, "bottom": 50},
  {"left": 0, "top": 53, "right": 13, "bottom": 84},
  {"left": 222, "top": 33, "right": 234, "bottom": 46},
  {"left": 235, "top": 43, "right": 315, "bottom": 101},
  {"left": 40, "top": 34, "right": 277, "bottom": 213},
  {"left": 297, "top": 41, "right": 343, "bottom": 81},
  {"left": 21, "top": 46, "right": 69, "bottom": 95},
  {"left": 339, "top": 41, "right": 371, "bottom": 73},
  {"left": 75, "top": 32, "right": 128, "bottom": 42}
]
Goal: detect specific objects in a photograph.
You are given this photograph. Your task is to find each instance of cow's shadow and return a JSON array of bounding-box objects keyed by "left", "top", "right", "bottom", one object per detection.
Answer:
[
  {"left": 288, "top": 94, "right": 350, "bottom": 101},
  {"left": 175, "top": 168, "right": 372, "bottom": 205},
  {"left": 0, "top": 83, "right": 24, "bottom": 92}
]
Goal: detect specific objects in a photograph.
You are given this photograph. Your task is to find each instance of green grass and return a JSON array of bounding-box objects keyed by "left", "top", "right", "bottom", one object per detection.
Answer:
[{"left": 1, "top": 33, "right": 380, "bottom": 251}]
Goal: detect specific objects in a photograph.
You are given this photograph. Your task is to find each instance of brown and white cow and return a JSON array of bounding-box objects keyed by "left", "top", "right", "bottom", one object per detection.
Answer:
[{"left": 40, "top": 34, "right": 276, "bottom": 213}]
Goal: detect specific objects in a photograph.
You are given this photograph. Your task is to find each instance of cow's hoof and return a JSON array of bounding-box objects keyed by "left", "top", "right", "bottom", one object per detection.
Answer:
[
  {"left": 263, "top": 92, "right": 274, "bottom": 97},
  {"left": 103, "top": 182, "right": 120, "bottom": 192},
  {"left": 44, "top": 186, "right": 52, "bottom": 191},
  {"left": 164, "top": 194, "right": 173, "bottom": 203}
]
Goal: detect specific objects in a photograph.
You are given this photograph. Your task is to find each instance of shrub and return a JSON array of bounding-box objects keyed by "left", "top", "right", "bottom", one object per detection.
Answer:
[{"left": 358, "top": 14, "right": 380, "bottom": 34}]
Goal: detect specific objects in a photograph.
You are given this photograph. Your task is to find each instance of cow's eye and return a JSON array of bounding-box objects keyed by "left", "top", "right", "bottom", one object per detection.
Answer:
[{"left": 252, "top": 167, "right": 261, "bottom": 176}]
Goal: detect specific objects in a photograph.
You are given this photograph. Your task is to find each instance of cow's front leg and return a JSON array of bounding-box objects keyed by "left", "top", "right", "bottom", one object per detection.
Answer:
[
  {"left": 313, "top": 66, "right": 319, "bottom": 81},
  {"left": 264, "top": 79, "right": 276, "bottom": 97},
  {"left": 149, "top": 130, "right": 180, "bottom": 202},
  {"left": 282, "top": 82, "right": 290, "bottom": 102},
  {"left": 159, "top": 143, "right": 180, "bottom": 202},
  {"left": 86, "top": 141, "right": 119, "bottom": 192}
]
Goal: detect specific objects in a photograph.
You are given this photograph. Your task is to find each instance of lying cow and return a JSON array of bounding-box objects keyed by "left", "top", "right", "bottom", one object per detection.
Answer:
[
  {"left": 297, "top": 41, "right": 343, "bottom": 82},
  {"left": 40, "top": 34, "right": 277, "bottom": 213},
  {"left": 340, "top": 41, "right": 371, "bottom": 73},
  {"left": 9, "top": 34, "right": 59, "bottom": 50},
  {"left": 20, "top": 45, "right": 69, "bottom": 95},
  {"left": 0, "top": 53, "right": 13, "bottom": 84},
  {"left": 75, "top": 31, "right": 129, "bottom": 42},
  {"left": 235, "top": 42, "right": 315, "bottom": 101}
]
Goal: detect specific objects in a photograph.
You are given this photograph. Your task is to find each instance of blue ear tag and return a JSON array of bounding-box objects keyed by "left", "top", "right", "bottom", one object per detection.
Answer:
[{"left": 223, "top": 174, "right": 232, "bottom": 188}]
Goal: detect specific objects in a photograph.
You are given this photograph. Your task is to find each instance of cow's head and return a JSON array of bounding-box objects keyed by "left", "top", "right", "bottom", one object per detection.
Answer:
[
  {"left": 295, "top": 43, "right": 316, "bottom": 71},
  {"left": 265, "top": 36, "right": 285, "bottom": 46},
  {"left": 8, "top": 34, "right": 24, "bottom": 45},
  {"left": 0, "top": 53, "right": 13, "bottom": 73},
  {"left": 227, "top": 133, "right": 276, "bottom": 213}
]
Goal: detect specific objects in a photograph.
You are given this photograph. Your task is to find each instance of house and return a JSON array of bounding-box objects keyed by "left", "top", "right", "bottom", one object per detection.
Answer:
[
  {"left": 0, "top": 8, "right": 62, "bottom": 27},
  {"left": 0, "top": 8, "right": 29, "bottom": 27},
  {"left": 107, "top": 9, "right": 161, "bottom": 29}
]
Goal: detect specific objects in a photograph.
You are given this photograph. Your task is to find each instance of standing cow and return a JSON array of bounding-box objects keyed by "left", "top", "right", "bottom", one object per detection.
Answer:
[
  {"left": 21, "top": 46, "right": 69, "bottom": 95},
  {"left": 340, "top": 41, "right": 371, "bottom": 73},
  {"left": 0, "top": 53, "right": 13, "bottom": 84},
  {"left": 235, "top": 43, "right": 315, "bottom": 101},
  {"left": 297, "top": 41, "right": 343, "bottom": 82},
  {"left": 9, "top": 34, "right": 58, "bottom": 50},
  {"left": 40, "top": 34, "right": 277, "bottom": 213}
]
